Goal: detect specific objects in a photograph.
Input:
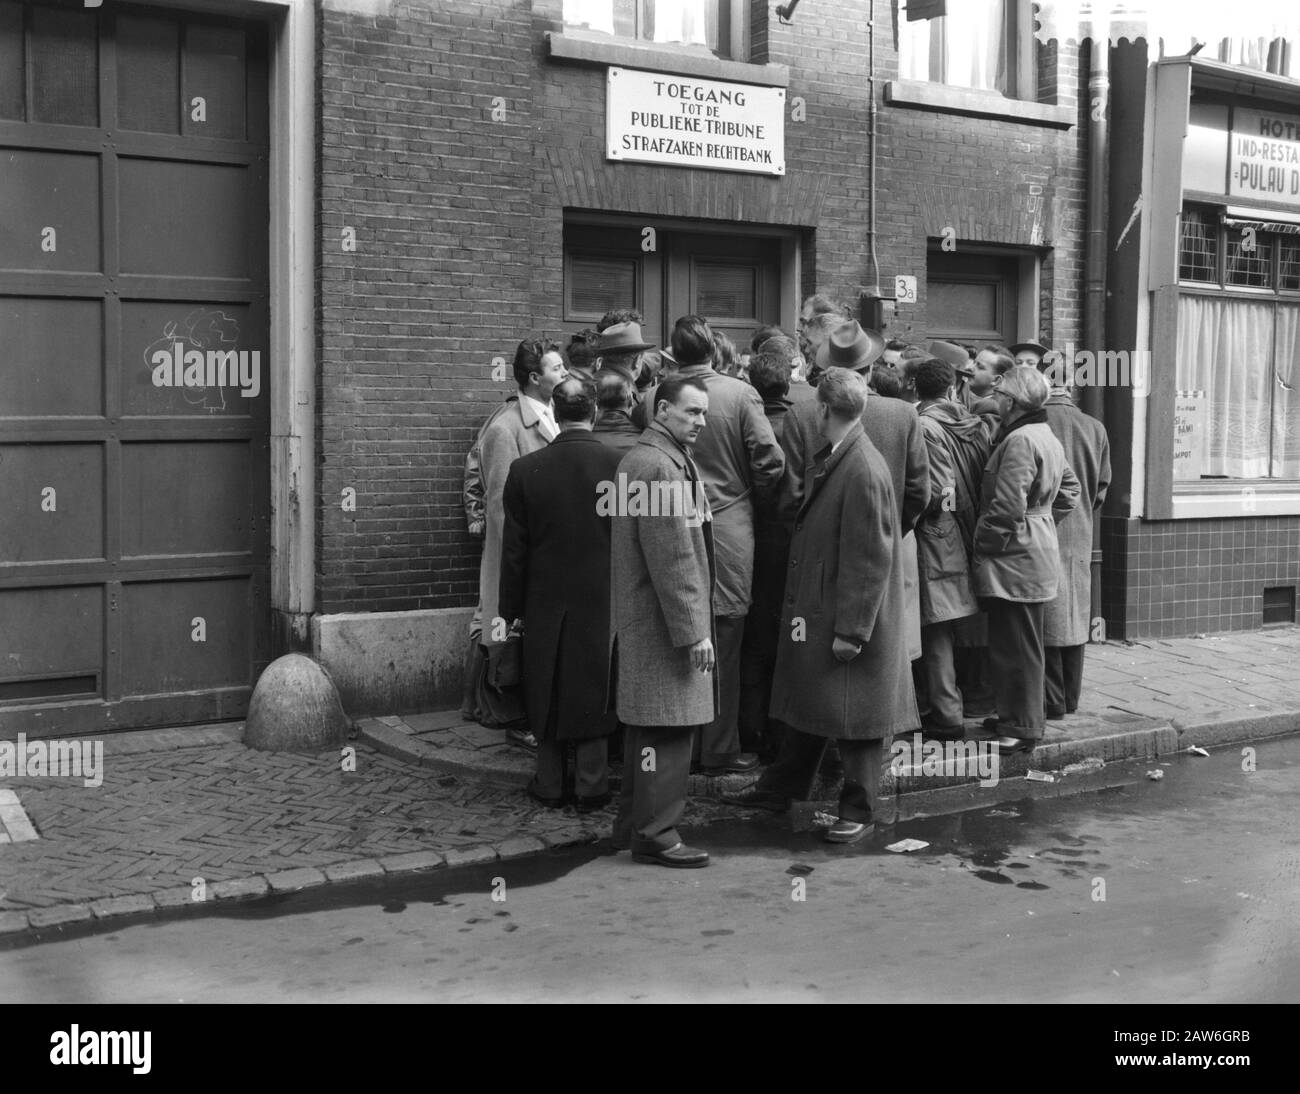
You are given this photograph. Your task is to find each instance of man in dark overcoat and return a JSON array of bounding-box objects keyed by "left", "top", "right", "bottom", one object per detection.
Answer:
[
  {"left": 591, "top": 371, "right": 641, "bottom": 454},
  {"left": 781, "top": 322, "right": 929, "bottom": 661},
  {"left": 739, "top": 346, "right": 796, "bottom": 760},
  {"left": 609, "top": 375, "right": 717, "bottom": 868},
  {"left": 499, "top": 379, "right": 624, "bottom": 809},
  {"left": 724, "top": 368, "right": 920, "bottom": 843},
  {"left": 1041, "top": 380, "right": 1111, "bottom": 717}
]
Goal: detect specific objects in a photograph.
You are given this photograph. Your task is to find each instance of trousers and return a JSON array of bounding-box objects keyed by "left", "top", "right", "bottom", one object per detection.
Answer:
[
  {"left": 756, "top": 730, "right": 885, "bottom": 824},
  {"left": 694, "top": 616, "right": 745, "bottom": 766},
  {"left": 612, "top": 724, "right": 695, "bottom": 853},
  {"left": 1044, "top": 643, "right": 1086, "bottom": 715},
  {"left": 920, "top": 620, "right": 964, "bottom": 727},
  {"left": 983, "top": 597, "right": 1046, "bottom": 739}
]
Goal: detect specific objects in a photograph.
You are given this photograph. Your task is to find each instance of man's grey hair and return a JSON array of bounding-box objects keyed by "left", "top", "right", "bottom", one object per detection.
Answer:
[{"left": 817, "top": 367, "right": 868, "bottom": 422}]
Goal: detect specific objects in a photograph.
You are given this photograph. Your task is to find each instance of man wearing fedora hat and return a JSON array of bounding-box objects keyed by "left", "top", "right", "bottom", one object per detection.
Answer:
[
  {"left": 595, "top": 321, "right": 656, "bottom": 387},
  {"left": 782, "top": 321, "right": 930, "bottom": 664}
]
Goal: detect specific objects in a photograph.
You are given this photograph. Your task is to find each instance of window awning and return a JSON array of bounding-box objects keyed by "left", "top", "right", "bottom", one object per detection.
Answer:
[{"left": 1222, "top": 205, "right": 1300, "bottom": 234}]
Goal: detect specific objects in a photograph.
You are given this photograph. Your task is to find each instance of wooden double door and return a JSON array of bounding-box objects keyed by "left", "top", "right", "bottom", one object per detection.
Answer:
[{"left": 562, "top": 222, "right": 784, "bottom": 353}]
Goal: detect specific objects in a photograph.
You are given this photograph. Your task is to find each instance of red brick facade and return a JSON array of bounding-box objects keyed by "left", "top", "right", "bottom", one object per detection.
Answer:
[{"left": 316, "top": 1, "right": 1090, "bottom": 615}]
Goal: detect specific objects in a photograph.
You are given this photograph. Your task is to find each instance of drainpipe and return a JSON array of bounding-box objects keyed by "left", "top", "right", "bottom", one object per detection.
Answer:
[
  {"left": 1084, "top": 28, "right": 1109, "bottom": 628},
  {"left": 1083, "top": 31, "right": 1108, "bottom": 419},
  {"left": 867, "top": 0, "right": 880, "bottom": 296}
]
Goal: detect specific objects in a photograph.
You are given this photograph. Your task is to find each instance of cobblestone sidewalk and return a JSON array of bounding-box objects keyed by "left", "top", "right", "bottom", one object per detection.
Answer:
[{"left": 0, "top": 725, "right": 641, "bottom": 933}]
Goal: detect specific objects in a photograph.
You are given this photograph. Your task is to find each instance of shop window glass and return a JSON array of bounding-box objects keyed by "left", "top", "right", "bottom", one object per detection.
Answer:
[
  {"left": 1175, "top": 296, "right": 1275, "bottom": 478},
  {"left": 1280, "top": 239, "right": 1300, "bottom": 292},
  {"left": 1225, "top": 233, "right": 1273, "bottom": 288},
  {"left": 1175, "top": 297, "right": 1300, "bottom": 479},
  {"left": 1179, "top": 208, "right": 1219, "bottom": 282}
]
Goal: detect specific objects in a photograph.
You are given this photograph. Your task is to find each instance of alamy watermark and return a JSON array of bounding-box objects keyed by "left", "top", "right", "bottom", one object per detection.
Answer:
[
  {"left": 1041, "top": 344, "right": 1150, "bottom": 394},
  {"left": 889, "top": 733, "right": 999, "bottom": 788},
  {"left": 0, "top": 733, "right": 103, "bottom": 788},
  {"left": 151, "top": 341, "right": 261, "bottom": 399},
  {"left": 594, "top": 473, "right": 711, "bottom": 527}
]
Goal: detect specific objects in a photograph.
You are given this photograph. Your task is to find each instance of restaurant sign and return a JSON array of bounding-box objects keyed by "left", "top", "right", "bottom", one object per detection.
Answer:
[
  {"left": 1229, "top": 107, "right": 1300, "bottom": 207},
  {"left": 606, "top": 67, "right": 785, "bottom": 177}
]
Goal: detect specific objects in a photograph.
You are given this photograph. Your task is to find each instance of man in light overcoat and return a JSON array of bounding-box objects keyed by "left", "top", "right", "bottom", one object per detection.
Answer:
[
  {"left": 475, "top": 339, "right": 566, "bottom": 736},
  {"left": 609, "top": 375, "right": 717, "bottom": 868}
]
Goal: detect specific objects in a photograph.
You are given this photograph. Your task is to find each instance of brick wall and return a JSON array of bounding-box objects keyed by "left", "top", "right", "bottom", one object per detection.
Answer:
[{"left": 316, "top": 0, "right": 1089, "bottom": 614}]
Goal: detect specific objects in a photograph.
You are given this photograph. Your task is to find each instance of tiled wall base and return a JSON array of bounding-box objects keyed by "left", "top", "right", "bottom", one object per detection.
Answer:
[{"left": 1101, "top": 516, "right": 1300, "bottom": 638}]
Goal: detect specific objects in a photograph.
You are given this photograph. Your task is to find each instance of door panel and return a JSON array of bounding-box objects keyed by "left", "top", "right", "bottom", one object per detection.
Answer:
[
  {"left": 668, "top": 233, "right": 781, "bottom": 350},
  {"left": 0, "top": 2, "right": 270, "bottom": 738}
]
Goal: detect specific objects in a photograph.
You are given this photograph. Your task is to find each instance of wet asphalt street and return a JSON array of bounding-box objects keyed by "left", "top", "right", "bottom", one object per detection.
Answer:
[{"left": 3, "top": 736, "right": 1297, "bottom": 1003}]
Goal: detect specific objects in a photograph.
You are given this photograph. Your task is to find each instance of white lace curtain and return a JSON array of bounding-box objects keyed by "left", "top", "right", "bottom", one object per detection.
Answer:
[
  {"left": 1175, "top": 295, "right": 1300, "bottom": 478},
  {"left": 899, "top": 0, "right": 1007, "bottom": 93},
  {"left": 562, "top": 0, "right": 717, "bottom": 48}
]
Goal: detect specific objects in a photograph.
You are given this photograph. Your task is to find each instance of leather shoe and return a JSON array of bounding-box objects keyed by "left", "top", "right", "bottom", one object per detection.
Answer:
[
  {"left": 993, "top": 735, "right": 1036, "bottom": 755},
  {"left": 506, "top": 727, "right": 539, "bottom": 751},
  {"left": 632, "top": 842, "right": 709, "bottom": 868},
  {"left": 700, "top": 752, "right": 761, "bottom": 775},
  {"left": 525, "top": 782, "right": 565, "bottom": 808},
  {"left": 575, "top": 793, "right": 612, "bottom": 814},
  {"left": 720, "top": 787, "right": 790, "bottom": 813},
  {"left": 824, "top": 819, "right": 874, "bottom": 844},
  {"left": 1045, "top": 707, "right": 1066, "bottom": 721},
  {"left": 920, "top": 717, "right": 965, "bottom": 741}
]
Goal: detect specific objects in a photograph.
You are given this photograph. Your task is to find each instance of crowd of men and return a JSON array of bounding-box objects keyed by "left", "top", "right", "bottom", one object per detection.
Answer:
[{"left": 461, "top": 297, "right": 1111, "bottom": 868}]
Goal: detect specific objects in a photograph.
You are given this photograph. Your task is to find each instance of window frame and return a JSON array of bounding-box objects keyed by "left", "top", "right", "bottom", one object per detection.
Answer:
[
  {"left": 560, "top": 0, "right": 749, "bottom": 64},
  {"left": 896, "top": 0, "right": 1036, "bottom": 102},
  {"left": 1173, "top": 201, "right": 1300, "bottom": 486}
]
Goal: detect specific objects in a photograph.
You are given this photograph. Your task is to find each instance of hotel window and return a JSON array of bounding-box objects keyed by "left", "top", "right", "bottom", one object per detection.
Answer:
[
  {"left": 562, "top": 0, "right": 747, "bottom": 61},
  {"left": 1176, "top": 204, "right": 1300, "bottom": 480},
  {"left": 898, "top": 0, "right": 1036, "bottom": 100}
]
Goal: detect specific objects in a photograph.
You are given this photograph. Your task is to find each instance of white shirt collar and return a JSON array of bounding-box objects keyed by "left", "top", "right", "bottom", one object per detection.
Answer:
[{"left": 523, "top": 394, "right": 557, "bottom": 437}]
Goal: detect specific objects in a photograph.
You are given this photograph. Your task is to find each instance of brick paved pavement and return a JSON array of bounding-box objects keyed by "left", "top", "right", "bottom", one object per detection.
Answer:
[
  {"left": 2, "top": 629, "right": 1298, "bottom": 936},
  {"left": 0, "top": 725, "right": 627, "bottom": 920}
]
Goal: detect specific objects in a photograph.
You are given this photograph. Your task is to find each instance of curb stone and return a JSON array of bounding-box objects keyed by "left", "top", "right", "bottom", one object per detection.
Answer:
[
  {"left": 323, "top": 859, "right": 386, "bottom": 883},
  {"left": 26, "top": 904, "right": 93, "bottom": 929},
  {"left": 265, "top": 867, "right": 328, "bottom": 894},
  {"left": 378, "top": 850, "right": 446, "bottom": 873},
  {"left": 0, "top": 911, "right": 31, "bottom": 935},
  {"left": 89, "top": 894, "right": 156, "bottom": 919}
]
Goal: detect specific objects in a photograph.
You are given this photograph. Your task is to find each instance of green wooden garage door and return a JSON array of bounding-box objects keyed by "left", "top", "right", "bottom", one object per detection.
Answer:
[{"left": 0, "top": 1, "right": 270, "bottom": 737}]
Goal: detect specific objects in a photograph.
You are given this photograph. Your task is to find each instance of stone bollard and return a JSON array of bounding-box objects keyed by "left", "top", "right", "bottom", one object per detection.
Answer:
[{"left": 243, "top": 653, "right": 350, "bottom": 753}]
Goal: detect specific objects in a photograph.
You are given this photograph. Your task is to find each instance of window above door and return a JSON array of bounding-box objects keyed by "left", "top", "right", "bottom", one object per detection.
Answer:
[
  {"left": 888, "top": 0, "right": 1074, "bottom": 128},
  {"left": 561, "top": 0, "right": 749, "bottom": 62}
]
